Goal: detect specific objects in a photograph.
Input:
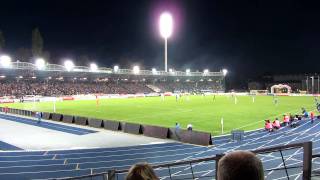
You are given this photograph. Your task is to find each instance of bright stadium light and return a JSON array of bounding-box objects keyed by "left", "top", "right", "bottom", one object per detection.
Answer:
[
  {"left": 203, "top": 69, "right": 209, "bottom": 74},
  {"left": 186, "top": 69, "right": 190, "bottom": 75},
  {"left": 64, "top": 60, "right": 74, "bottom": 71},
  {"left": 35, "top": 58, "right": 46, "bottom": 70},
  {"left": 159, "top": 12, "right": 173, "bottom": 72},
  {"left": 222, "top": 69, "right": 228, "bottom": 76},
  {"left": 133, "top": 65, "right": 140, "bottom": 74},
  {"left": 152, "top": 68, "right": 157, "bottom": 75},
  {"left": 160, "top": 12, "right": 173, "bottom": 39},
  {"left": 114, "top": 65, "right": 119, "bottom": 72},
  {"left": 90, "top": 63, "right": 98, "bottom": 72},
  {"left": 0, "top": 55, "right": 12, "bottom": 68}
]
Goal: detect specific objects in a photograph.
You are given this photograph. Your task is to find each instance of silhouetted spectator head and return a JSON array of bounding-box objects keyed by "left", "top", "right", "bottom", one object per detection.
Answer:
[
  {"left": 218, "top": 151, "right": 264, "bottom": 180},
  {"left": 126, "top": 163, "right": 159, "bottom": 180}
]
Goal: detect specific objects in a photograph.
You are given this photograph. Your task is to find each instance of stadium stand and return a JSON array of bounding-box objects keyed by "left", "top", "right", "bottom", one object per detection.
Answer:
[
  {"left": 0, "top": 116, "right": 319, "bottom": 179},
  {"left": 0, "top": 80, "right": 224, "bottom": 96}
]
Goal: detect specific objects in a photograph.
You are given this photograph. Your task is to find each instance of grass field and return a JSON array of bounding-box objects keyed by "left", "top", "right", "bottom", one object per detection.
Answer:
[{"left": 1, "top": 95, "right": 318, "bottom": 135}]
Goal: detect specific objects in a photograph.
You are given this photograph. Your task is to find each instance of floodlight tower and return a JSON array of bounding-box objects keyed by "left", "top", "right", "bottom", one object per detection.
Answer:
[
  {"left": 222, "top": 69, "right": 228, "bottom": 92},
  {"left": 159, "top": 12, "right": 173, "bottom": 72}
]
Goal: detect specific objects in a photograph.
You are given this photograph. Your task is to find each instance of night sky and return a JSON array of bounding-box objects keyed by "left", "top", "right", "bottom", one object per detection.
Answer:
[{"left": 1, "top": 0, "right": 320, "bottom": 88}]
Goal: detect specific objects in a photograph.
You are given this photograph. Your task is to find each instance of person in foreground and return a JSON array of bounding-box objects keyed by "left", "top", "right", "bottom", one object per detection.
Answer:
[
  {"left": 126, "top": 163, "right": 159, "bottom": 180},
  {"left": 218, "top": 151, "right": 264, "bottom": 180}
]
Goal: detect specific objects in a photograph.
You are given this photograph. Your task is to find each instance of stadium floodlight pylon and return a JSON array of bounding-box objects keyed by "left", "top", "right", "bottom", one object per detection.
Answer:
[
  {"left": 159, "top": 12, "right": 173, "bottom": 72},
  {"left": 0, "top": 55, "right": 12, "bottom": 68}
]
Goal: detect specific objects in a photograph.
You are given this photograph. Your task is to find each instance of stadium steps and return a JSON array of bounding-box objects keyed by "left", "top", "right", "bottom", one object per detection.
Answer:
[
  {"left": 146, "top": 84, "right": 161, "bottom": 92},
  {"left": 0, "top": 119, "right": 318, "bottom": 179},
  {"left": 0, "top": 169, "right": 91, "bottom": 180}
]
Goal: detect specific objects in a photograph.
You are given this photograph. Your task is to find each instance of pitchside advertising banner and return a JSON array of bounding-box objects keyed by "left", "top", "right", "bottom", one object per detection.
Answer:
[{"left": 0, "top": 92, "right": 318, "bottom": 104}]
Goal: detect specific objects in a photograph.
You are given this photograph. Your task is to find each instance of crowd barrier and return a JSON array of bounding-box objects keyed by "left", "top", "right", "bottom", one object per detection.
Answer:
[
  {"left": 143, "top": 125, "right": 169, "bottom": 139},
  {"left": 42, "top": 112, "right": 51, "bottom": 120},
  {"left": 123, "top": 122, "right": 142, "bottom": 135},
  {"left": 88, "top": 118, "right": 104, "bottom": 128},
  {"left": 0, "top": 107, "right": 213, "bottom": 146},
  {"left": 74, "top": 116, "right": 88, "bottom": 126},
  {"left": 168, "top": 128, "right": 212, "bottom": 146},
  {"left": 52, "top": 113, "right": 63, "bottom": 121},
  {"left": 62, "top": 115, "right": 74, "bottom": 124},
  {"left": 104, "top": 120, "right": 121, "bottom": 131}
]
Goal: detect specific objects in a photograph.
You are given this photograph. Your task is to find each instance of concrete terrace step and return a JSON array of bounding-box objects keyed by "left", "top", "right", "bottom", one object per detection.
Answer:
[{"left": 0, "top": 169, "right": 91, "bottom": 180}]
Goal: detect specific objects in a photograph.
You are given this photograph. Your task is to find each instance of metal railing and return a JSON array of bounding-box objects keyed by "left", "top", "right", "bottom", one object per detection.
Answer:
[
  {"left": 0, "top": 61, "right": 224, "bottom": 77},
  {"left": 56, "top": 141, "right": 313, "bottom": 180}
]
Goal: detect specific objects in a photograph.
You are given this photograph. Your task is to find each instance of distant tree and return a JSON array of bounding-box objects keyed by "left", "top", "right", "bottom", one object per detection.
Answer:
[
  {"left": 32, "top": 28, "right": 43, "bottom": 57},
  {"left": 0, "top": 31, "right": 5, "bottom": 52},
  {"left": 15, "top": 48, "right": 32, "bottom": 61}
]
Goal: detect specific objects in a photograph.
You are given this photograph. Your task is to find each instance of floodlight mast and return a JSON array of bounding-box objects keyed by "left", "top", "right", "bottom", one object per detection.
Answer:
[{"left": 159, "top": 12, "right": 173, "bottom": 72}]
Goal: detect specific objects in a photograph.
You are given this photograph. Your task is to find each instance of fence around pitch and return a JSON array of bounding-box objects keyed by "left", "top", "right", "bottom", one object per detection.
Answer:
[{"left": 56, "top": 141, "right": 312, "bottom": 180}]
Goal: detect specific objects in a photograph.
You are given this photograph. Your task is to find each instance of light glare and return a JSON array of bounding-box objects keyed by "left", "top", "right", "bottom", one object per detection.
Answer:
[
  {"left": 0, "top": 55, "right": 12, "bottom": 68},
  {"left": 222, "top": 69, "right": 228, "bottom": 76},
  {"left": 90, "top": 63, "right": 98, "bottom": 72},
  {"left": 159, "top": 12, "right": 173, "bottom": 39},
  {"left": 114, "top": 65, "right": 119, "bottom": 72},
  {"left": 133, "top": 66, "right": 140, "bottom": 74},
  {"left": 64, "top": 60, "right": 74, "bottom": 71},
  {"left": 35, "top": 58, "right": 45, "bottom": 70},
  {"left": 152, "top": 68, "right": 157, "bottom": 74}
]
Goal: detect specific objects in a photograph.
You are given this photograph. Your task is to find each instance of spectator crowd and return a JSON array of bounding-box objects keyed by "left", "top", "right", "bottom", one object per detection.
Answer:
[{"left": 0, "top": 79, "right": 223, "bottom": 97}]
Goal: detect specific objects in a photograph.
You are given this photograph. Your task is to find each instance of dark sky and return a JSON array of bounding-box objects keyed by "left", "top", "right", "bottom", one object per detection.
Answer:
[{"left": 1, "top": 0, "right": 320, "bottom": 88}]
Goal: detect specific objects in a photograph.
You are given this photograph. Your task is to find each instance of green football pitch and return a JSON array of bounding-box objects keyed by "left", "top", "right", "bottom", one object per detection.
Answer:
[{"left": 1, "top": 95, "right": 318, "bottom": 135}]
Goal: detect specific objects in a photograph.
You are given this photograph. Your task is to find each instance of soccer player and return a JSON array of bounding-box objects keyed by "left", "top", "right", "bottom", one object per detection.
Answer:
[
  {"left": 95, "top": 95, "right": 100, "bottom": 107},
  {"left": 317, "top": 103, "right": 320, "bottom": 112},
  {"left": 161, "top": 93, "right": 165, "bottom": 101},
  {"left": 274, "top": 96, "right": 278, "bottom": 105}
]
